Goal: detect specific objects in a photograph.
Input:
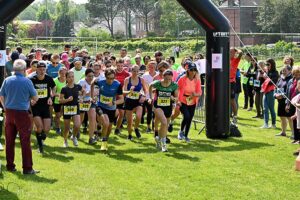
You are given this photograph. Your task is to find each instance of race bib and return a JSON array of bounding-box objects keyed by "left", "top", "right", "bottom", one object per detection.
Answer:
[
  {"left": 157, "top": 97, "right": 171, "bottom": 107},
  {"left": 36, "top": 88, "right": 47, "bottom": 98},
  {"left": 64, "top": 106, "right": 77, "bottom": 115},
  {"left": 254, "top": 80, "right": 260, "bottom": 87},
  {"left": 79, "top": 102, "right": 91, "bottom": 111},
  {"left": 100, "top": 95, "right": 113, "bottom": 104},
  {"left": 128, "top": 91, "right": 140, "bottom": 100},
  {"left": 186, "top": 96, "right": 194, "bottom": 106},
  {"left": 249, "top": 77, "right": 254, "bottom": 85}
]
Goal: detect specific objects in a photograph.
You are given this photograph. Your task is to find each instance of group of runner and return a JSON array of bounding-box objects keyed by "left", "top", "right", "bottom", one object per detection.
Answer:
[{"left": 12, "top": 47, "right": 202, "bottom": 153}]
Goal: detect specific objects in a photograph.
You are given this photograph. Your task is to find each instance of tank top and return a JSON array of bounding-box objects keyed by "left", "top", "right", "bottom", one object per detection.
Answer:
[{"left": 127, "top": 77, "right": 142, "bottom": 92}]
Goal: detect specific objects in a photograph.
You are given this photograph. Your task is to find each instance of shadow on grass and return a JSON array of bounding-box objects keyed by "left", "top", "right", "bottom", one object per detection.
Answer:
[
  {"left": 11, "top": 171, "right": 58, "bottom": 183},
  {"left": 0, "top": 188, "right": 19, "bottom": 200}
]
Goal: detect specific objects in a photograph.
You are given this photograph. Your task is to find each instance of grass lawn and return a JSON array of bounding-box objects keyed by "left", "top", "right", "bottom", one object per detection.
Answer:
[{"left": 0, "top": 97, "right": 300, "bottom": 200}]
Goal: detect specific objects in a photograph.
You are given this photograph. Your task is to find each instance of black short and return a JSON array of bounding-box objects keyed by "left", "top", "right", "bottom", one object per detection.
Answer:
[
  {"left": 63, "top": 105, "right": 80, "bottom": 120},
  {"left": 53, "top": 103, "right": 62, "bottom": 113},
  {"left": 99, "top": 106, "right": 116, "bottom": 123},
  {"left": 124, "top": 98, "right": 142, "bottom": 111},
  {"left": 117, "top": 103, "right": 124, "bottom": 110},
  {"left": 230, "top": 82, "right": 236, "bottom": 99},
  {"left": 32, "top": 106, "right": 50, "bottom": 119},
  {"left": 154, "top": 105, "right": 173, "bottom": 118}
]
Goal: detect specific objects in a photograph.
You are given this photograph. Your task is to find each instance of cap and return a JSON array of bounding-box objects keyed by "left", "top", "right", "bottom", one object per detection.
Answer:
[
  {"left": 61, "top": 53, "right": 69, "bottom": 62},
  {"left": 187, "top": 62, "right": 197, "bottom": 71},
  {"left": 73, "top": 57, "right": 82, "bottom": 63},
  {"left": 10, "top": 51, "right": 19, "bottom": 61},
  {"left": 37, "top": 61, "right": 47, "bottom": 68}
]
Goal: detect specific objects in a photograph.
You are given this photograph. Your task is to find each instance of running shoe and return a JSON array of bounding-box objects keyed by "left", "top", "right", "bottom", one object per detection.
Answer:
[
  {"left": 232, "top": 116, "right": 237, "bottom": 124},
  {"left": 100, "top": 141, "right": 108, "bottom": 151},
  {"left": 0, "top": 142, "right": 4, "bottom": 151},
  {"left": 56, "top": 128, "right": 61, "bottom": 135},
  {"left": 155, "top": 136, "right": 161, "bottom": 149},
  {"left": 271, "top": 124, "right": 276, "bottom": 129},
  {"left": 114, "top": 128, "right": 121, "bottom": 135},
  {"left": 166, "top": 137, "right": 171, "bottom": 144},
  {"left": 161, "top": 138, "right": 168, "bottom": 152},
  {"left": 89, "top": 137, "right": 97, "bottom": 145},
  {"left": 260, "top": 124, "right": 270, "bottom": 129},
  {"left": 146, "top": 128, "right": 152, "bottom": 133},
  {"left": 72, "top": 136, "right": 78, "bottom": 146},
  {"left": 63, "top": 140, "right": 69, "bottom": 148},
  {"left": 128, "top": 134, "right": 133, "bottom": 141},
  {"left": 185, "top": 137, "right": 191, "bottom": 143},
  {"left": 168, "top": 123, "right": 173, "bottom": 133},
  {"left": 135, "top": 128, "right": 141, "bottom": 138},
  {"left": 178, "top": 131, "right": 185, "bottom": 140},
  {"left": 275, "top": 132, "right": 287, "bottom": 137}
]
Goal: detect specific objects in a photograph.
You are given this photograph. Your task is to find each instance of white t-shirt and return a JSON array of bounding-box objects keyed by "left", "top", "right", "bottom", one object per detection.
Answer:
[
  {"left": 71, "top": 67, "right": 86, "bottom": 83},
  {"left": 195, "top": 59, "right": 206, "bottom": 75},
  {"left": 142, "top": 71, "right": 158, "bottom": 99},
  {"left": 94, "top": 72, "right": 106, "bottom": 81},
  {"left": 78, "top": 78, "right": 91, "bottom": 101}
]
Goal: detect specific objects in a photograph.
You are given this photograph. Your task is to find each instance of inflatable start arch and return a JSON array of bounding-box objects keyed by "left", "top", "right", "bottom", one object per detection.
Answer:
[{"left": 0, "top": 0, "right": 230, "bottom": 138}]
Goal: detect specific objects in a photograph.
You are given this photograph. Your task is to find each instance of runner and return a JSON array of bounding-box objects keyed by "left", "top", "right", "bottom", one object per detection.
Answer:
[
  {"left": 123, "top": 65, "right": 148, "bottom": 140},
  {"left": 59, "top": 71, "right": 85, "bottom": 147},
  {"left": 78, "top": 69, "right": 98, "bottom": 145},
  {"left": 149, "top": 70, "right": 178, "bottom": 152},
  {"left": 53, "top": 67, "right": 67, "bottom": 134},
  {"left": 91, "top": 68, "right": 124, "bottom": 151},
  {"left": 29, "top": 61, "right": 56, "bottom": 153},
  {"left": 177, "top": 63, "right": 202, "bottom": 142},
  {"left": 114, "top": 58, "right": 130, "bottom": 135},
  {"left": 70, "top": 57, "right": 86, "bottom": 83},
  {"left": 141, "top": 60, "right": 158, "bottom": 133}
]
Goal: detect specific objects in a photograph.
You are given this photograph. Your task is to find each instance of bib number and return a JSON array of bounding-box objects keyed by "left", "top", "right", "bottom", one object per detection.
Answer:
[
  {"left": 64, "top": 106, "right": 77, "bottom": 115},
  {"left": 186, "top": 96, "right": 194, "bottom": 106},
  {"left": 128, "top": 91, "right": 140, "bottom": 100},
  {"left": 79, "top": 102, "right": 91, "bottom": 111},
  {"left": 100, "top": 95, "right": 113, "bottom": 104},
  {"left": 157, "top": 97, "right": 170, "bottom": 107},
  {"left": 36, "top": 88, "right": 47, "bottom": 98},
  {"left": 254, "top": 80, "right": 260, "bottom": 87}
]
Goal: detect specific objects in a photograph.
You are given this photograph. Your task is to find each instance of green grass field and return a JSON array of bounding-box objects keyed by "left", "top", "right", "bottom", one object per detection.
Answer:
[{"left": 0, "top": 97, "right": 300, "bottom": 199}]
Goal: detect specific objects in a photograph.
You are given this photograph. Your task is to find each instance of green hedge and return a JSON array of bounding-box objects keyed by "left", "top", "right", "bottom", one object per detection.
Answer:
[{"left": 7, "top": 39, "right": 206, "bottom": 52}]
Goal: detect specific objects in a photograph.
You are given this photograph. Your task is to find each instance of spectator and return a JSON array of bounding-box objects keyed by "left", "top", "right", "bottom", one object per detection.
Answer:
[
  {"left": 283, "top": 55, "right": 294, "bottom": 68},
  {"left": 120, "top": 48, "right": 127, "bottom": 58},
  {"left": 0, "top": 59, "right": 39, "bottom": 174},
  {"left": 5, "top": 51, "right": 19, "bottom": 77},
  {"left": 261, "top": 58, "right": 279, "bottom": 128},
  {"left": 274, "top": 65, "right": 293, "bottom": 136},
  {"left": 245, "top": 56, "right": 257, "bottom": 111},
  {"left": 240, "top": 53, "right": 252, "bottom": 109},
  {"left": 253, "top": 61, "right": 266, "bottom": 118}
]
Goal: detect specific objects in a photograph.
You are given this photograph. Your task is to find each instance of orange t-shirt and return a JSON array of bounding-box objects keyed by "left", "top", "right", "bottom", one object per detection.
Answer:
[
  {"left": 230, "top": 57, "right": 241, "bottom": 83},
  {"left": 177, "top": 76, "right": 202, "bottom": 105}
]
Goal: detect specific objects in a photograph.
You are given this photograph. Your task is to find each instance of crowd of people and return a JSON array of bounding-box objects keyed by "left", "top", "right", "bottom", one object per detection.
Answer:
[
  {"left": 1, "top": 43, "right": 299, "bottom": 174},
  {"left": 230, "top": 48, "right": 300, "bottom": 155},
  {"left": 0, "top": 45, "right": 203, "bottom": 174}
]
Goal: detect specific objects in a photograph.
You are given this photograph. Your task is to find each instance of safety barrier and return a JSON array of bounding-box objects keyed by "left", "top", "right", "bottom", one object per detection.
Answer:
[{"left": 193, "top": 85, "right": 206, "bottom": 134}]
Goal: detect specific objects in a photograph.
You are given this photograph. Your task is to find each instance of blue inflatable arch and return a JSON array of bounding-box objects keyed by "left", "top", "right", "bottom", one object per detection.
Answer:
[{"left": 0, "top": 0, "right": 230, "bottom": 138}]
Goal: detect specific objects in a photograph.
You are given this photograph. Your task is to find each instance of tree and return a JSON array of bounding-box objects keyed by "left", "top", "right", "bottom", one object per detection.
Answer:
[
  {"left": 19, "top": 4, "right": 39, "bottom": 21},
  {"left": 36, "top": 6, "right": 52, "bottom": 22},
  {"left": 86, "top": 0, "right": 123, "bottom": 38},
  {"left": 133, "top": 0, "right": 157, "bottom": 35},
  {"left": 256, "top": 0, "right": 300, "bottom": 34},
  {"left": 52, "top": 0, "right": 73, "bottom": 38},
  {"left": 159, "top": 0, "right": 200, "bottom": 37}
]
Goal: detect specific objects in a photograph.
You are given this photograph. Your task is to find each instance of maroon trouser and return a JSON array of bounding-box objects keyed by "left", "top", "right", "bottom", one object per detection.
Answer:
[{"left": 5, "top": 109, "right": 33, "bottom": 171}]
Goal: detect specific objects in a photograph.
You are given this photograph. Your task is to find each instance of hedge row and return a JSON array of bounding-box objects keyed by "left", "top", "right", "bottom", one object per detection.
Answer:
[{"left": 7, "top": 39, "right": 206, "bottom": 52}]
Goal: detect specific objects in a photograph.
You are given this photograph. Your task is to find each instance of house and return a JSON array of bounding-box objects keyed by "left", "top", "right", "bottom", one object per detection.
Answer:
[
  {"left": 135, "top": 10, "right": 162, "bottom": 38},
  {"left": 219, "top": 0, "right": 262, "bottom": 46}
]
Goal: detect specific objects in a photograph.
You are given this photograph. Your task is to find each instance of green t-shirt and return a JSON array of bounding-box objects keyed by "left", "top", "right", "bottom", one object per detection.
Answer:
[
  {"left": 152, "top": 80, "right": 178, "bottom": 107},
  {"left": 171, "top": 63, "right": 180, "bottom": 71},
  {"left": 240, "top": 61, "right": 251, "bottom": 84},
  {"left": 54, "top": 77, "right": 66, "bottom": 104}
]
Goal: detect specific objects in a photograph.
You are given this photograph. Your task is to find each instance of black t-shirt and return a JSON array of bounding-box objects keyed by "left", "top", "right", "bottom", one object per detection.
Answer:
[
  {"left": 30, "top": 74, "right": 55, "bottom": 107},
  {"left": 61, "top": 84, "right": 82, "bottom": 105}
]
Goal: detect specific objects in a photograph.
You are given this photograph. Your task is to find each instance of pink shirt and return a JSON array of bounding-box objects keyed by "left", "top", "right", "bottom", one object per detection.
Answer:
[{"left": 177, "top": 75, "right": 202, "bottom": 105}]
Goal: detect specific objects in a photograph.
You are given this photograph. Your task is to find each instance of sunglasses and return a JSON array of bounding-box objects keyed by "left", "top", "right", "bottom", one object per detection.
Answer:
[
  {"left": 52, "top": 62, "right": 59, "bottom": 65},
  {"left": 164, "top": 72, "right": 173, "bottom": 76},
  {"left": 106, "top": 76, "right": 115, "bottom": 80},
  {"left": 132, "top": 70, "right": 139, "bottom": 73},
  {"left": 189, "top": 68, "right": 197, "bottom": 72},
  {"left": 266, "top": 63, "right": 270, "bottom": 66}
]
